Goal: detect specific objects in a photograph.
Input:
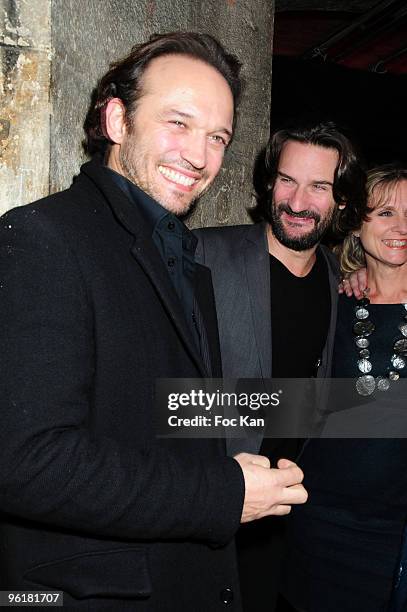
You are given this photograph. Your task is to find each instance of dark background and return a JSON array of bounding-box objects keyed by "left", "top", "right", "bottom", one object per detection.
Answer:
[{"left": 271, "top": 0, "right": 407, "bottom": 166}]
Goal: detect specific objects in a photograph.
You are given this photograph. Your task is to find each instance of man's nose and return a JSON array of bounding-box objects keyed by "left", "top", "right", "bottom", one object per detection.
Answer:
[
  {"left": 180, "top": 133, "right": 207, "bottom": 170},
  {"left": 288, "top": 185, "right": 308, "bottom": 212}
]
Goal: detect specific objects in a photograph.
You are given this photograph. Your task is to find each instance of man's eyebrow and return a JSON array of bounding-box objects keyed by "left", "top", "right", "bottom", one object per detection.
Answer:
[
  {"left": 166, "top": 108, "right": 194, "bottom": 119},
  {"left": 277, "top": 171, "right": 333, "bottom": 186},
  {"left": 312, "top": 179, "right": 334, "bottom": 186},
  {"left": 277, "top": 171, "right": 296, "bottom": 181},
  {"left": 165, "top": 108, "right": 233, "bottom": 139},
  {"left": 216, "top": 126, "right": 233, "bottom": 140}
]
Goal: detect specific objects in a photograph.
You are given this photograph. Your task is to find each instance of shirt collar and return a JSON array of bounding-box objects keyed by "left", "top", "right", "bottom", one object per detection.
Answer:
[{"left": 104, "top": 167, "right": 197, "bottom": 253}]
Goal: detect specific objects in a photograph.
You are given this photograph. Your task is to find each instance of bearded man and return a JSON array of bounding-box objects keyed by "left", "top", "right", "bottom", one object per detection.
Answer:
[{"left": 194, "top": 120, "right": 366, "bottom": 611}]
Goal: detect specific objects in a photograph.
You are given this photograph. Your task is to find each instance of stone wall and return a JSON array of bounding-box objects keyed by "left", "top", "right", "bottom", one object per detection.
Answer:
[
  {"left": 1, "top": 0, "right": 274, "bottom": 225},
  {"left": 0, "top": 0, "right": 51, "bottom": 215}
]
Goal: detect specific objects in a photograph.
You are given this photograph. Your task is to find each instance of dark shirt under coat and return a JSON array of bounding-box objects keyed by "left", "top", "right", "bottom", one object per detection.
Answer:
[{"left": 107, "top": 168, "right": 199, "bottom": 345}]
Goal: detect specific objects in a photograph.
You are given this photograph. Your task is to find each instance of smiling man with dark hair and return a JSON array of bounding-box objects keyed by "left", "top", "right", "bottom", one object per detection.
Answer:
[{"left": 0, "top": 33, "right": 307, "bottom": 611}]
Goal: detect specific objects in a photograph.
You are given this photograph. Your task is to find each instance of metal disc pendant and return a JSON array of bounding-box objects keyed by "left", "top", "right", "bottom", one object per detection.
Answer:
[
  {"left": 359, "top": 349, "right": 370, "bottom": 358},
  {"left": 356, "top": 337, "right": 369, "bottom": 349},
  {"left": 358, "top": 358, "right": 372, "bottom": 373},
  {"left": 394, "top": 338, "right": 407, "bottom": 357},
  {"left": 389, "top": 370, "right": 400, "bottom": 381},
  {"left": 398, "top": 323, "right": 407, "bottom": 338},
  {"left": 355, "top": 307, "right": 369, "bottom": 320},
  {"left": 391, "top": 354, "right": 406, "bottom": 370},
  {"left": 376, "top": 376, "right": 390, "bottom": 391},
  {"left": 356, "top": 375, "right": 375, "bottom": 396},
  {"left": 353, "top": 321, "right": 375, "bottom": 337}
]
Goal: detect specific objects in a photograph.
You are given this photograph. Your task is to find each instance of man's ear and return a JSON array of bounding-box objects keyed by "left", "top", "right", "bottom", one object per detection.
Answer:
[{"left": 102, "top": 98, "right": 127, "bottom": 144}]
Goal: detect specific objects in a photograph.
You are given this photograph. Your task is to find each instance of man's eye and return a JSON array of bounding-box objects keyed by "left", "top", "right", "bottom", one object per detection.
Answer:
[
  {"left": 280, "top": 177, "right": 292, "bottom": 184},
  {"left": 313, "top": 184, "right": 327, "bottom": 191},
  {"left": 210, "top": 135, "right": 227, "bottom": 146},
  {"left": 170, "top": 120, "right": 185, "bottom": 128}
]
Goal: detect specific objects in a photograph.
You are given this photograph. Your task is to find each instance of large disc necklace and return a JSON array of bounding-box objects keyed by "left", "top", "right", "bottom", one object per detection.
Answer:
[{"left": 353, "top": 295, "right": 407, "bottom": 396}]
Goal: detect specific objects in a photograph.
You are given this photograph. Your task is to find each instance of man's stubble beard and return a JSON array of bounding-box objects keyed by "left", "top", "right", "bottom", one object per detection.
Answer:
[
  {"left": 119, "top": 139, "right": 209, "bottom": 218},
  {"left": 270, "top": 200, "right": 335, "bottom": 251}
]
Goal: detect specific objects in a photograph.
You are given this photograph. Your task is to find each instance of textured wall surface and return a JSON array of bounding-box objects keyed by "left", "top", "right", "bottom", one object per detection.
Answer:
[
  {"left": 51, "top": 0, "right": 274, "bottom": 226},
  {"left": 0, "top": 0, "right": 51, "bottom": 214},
  {"left": 1, "top": 1, "right": 273, "bottom": 223}
]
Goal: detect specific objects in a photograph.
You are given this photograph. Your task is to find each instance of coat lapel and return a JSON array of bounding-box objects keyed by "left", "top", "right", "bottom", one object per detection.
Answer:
[
  {"left": 243, "top": 222, "right": 272, "bottom": 378},
  {"left": 130, "top": 235, "right": 208, "bottom": 376},
  {"left": 193, "top": 263, "right": 223, "bottom": 378},
  {"left": 81, "top": 158, "right": 208, "bottom": 376}
]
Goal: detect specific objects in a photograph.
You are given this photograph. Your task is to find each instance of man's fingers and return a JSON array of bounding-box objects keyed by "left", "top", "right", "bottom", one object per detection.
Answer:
[
  {"left": 340, "top": 277, "right": 354, "bottom": 297},
  {"left": 237, "top": 455, "right": 307, "bottom": 523},
  {"left": 274, "top": 464, "right": 304, "bottom": 488},
  {"left": 250, "top": 454, "right": 271, "bottom": 469},
  {"left": 269, "top": 479, "right": 308, "bottom": 506},
  {"left": 277, "top": 457, "right": 296, "bottom": 469},
  {"left": 234, "top": 452, "right": 270, "bottom": 469},
  {"left": 282, "top": 483, "right": 308, "bottom": 505},
  {"left": 270, "top": 505, "right": 292, "bottom": 517},
  {"left": 340, "top": 268, "right": 368, "bottom": 299},
  {"left": 348, "top": 275, "right": 362, "bottom": 298},
  {"left": 356, "top": 268, "right": 368, "bottom": 292}
]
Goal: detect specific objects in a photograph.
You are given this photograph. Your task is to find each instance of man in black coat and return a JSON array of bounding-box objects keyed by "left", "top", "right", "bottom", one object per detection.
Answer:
[{"left": 0, "top": 33, "right": 307, "bottom": 611}]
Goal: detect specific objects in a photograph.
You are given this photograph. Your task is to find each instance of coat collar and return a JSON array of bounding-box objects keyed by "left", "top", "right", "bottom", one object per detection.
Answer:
[{"left": 80, "top": 156, "right": 208, "bottom": 376}]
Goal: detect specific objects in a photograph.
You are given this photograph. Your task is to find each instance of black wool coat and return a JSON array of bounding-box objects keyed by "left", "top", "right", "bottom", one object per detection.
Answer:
[{"left": 0, "top": 157, "right": 244, "bottom": 611}]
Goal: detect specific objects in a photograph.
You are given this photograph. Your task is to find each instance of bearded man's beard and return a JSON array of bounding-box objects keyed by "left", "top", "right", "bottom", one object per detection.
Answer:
[{"left": 270, "top": 201, "right": 335, "bottom": 251}]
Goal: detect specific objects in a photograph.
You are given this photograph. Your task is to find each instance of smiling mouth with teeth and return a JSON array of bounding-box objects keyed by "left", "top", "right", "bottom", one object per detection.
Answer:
[
  {"left": 158, "top": 165, "right": 199, "bottom": 188},
  {"left": 382, "top": 239, "right": 407, "bottom": 248}
]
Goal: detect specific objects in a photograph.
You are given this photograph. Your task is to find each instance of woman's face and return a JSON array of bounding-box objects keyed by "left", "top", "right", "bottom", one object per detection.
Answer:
[{"left": 359, "top": 179, "right": 407, "bottom": 268}]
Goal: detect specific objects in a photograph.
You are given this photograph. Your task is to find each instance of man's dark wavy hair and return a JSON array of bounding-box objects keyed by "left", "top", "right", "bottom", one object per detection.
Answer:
[
  {"left": 83, "top": 31, "right": 242, "bottom": 156},
  {"left": 253, "top": 121, "right": 368, "bottom": 239}
]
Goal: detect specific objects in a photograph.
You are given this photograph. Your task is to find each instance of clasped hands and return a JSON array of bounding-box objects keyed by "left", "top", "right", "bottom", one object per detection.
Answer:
[{"left": 234, "top": 452, "right": 308, "bottom": 523}]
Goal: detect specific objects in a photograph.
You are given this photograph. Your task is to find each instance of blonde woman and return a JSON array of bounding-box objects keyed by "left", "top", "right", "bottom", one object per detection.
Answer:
[{"left": 280, "top": 164, "right": 407, "bottom": 612}]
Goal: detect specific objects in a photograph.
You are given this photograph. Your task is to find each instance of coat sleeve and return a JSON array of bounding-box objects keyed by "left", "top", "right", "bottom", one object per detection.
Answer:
[{"left": 0, "top": 206, "right": 244, "bottom": 544}]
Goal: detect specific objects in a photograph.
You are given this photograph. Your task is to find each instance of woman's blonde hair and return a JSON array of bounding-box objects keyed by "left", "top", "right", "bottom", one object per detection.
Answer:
[{"left": 338, "top": 163, "right": 407, "bottom": 275}]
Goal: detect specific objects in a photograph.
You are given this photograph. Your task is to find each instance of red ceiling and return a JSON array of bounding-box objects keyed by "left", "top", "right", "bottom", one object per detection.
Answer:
[{"left": 273, "top": 9, "right": 407, "bottom": 74}]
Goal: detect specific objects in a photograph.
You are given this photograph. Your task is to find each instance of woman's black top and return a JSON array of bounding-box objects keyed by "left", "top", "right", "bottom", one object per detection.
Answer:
[{"left": 281, "top": 294, "right": 407, "bottom": 612}]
